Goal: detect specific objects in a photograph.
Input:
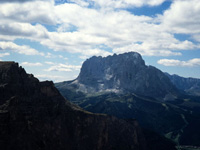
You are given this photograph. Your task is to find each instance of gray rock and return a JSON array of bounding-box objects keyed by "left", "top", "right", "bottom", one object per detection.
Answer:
[{"left": 69, "top": 52, "right": 179, "bottom": 100}]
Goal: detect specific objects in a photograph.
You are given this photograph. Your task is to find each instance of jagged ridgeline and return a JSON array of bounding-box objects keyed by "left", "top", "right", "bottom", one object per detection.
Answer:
[
  {"left": 63, "top": 52, "right": 179, "bottom": 100},
  {"left": 0, "top": 61, "right": 177, "bottom": 150},
  {"left": 56, "top": 52, "right": 200, "bottom": 147},
  {"left": 165, "top": 73, "right": 200, "bottom": 96}
]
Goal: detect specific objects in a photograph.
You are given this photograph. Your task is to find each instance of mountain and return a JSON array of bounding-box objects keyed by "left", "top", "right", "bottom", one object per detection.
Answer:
[
  {"left": 0, "top": 61, "right": 178, "bottom": 150},
  {"left": 0, "top": 61, "right": 151, "bottom": 150},
  {"left": 62, "top": 52, "right": 179, "bottom": 100},
  {"left": 166, "top": 73, "right": 200, "bottom": 96},
  {"left": 55, "top": 52, "right": 200, "bottom": 147}
]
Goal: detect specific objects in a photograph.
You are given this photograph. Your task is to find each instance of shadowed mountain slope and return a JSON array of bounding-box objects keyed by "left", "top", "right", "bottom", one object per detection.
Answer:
[
  {"left": 0, "top": 61, "right": 150, "bottom": 150},
  {"left": 166, "top": 73, "right": 200, "bottom": 96}
]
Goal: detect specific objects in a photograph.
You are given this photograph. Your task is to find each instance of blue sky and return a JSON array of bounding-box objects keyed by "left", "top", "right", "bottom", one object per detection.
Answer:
[{"left": 0, "top": 0, "right": 200, "bottom": 82}]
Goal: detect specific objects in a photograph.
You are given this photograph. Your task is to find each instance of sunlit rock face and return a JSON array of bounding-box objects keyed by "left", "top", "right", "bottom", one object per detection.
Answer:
[{"left": 73, "top": 52, "right": 179, "bottom": 100}]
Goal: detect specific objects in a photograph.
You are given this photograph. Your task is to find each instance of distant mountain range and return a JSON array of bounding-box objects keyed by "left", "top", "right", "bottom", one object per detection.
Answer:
[
  {"left": 56, "top": 52, "right": 200, "bottom": 147},
  {"left": 0, "top": 61, "right": 178, "bottom": 150},
  {"left": 166, "top": 73, "right": 200, "bottom": 96}
]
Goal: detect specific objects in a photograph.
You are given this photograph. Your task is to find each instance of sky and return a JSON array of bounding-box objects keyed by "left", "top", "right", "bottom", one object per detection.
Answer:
[{"left": 0, "top": 0, "right": 200, "bottom": 82}]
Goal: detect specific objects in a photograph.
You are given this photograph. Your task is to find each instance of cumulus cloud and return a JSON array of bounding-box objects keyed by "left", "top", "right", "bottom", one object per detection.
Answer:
[
  {"left": 0, "top": 0, "right": 199, "bottom": 58},
  {"left": 0, "top": 52, "right": 10, "bottom": 57},
  {"left": 0, "top": 1, "right": 56, "bottom": 24},
  {"left": 161, "top": 0, "right": 200, "bottom": 34},
  {"left": 112, "top": 39, "right": 200, "bottom": 56},
  {"left": 0, "top": 41, "right": 44, "bottom": 56},
  {"left": 0, "top": 23, "right": 48, "bottom": 40},
  {"left": 46, "top": 2, "right": 199, "bottom": 57},
  {"left": 35, "top": 74, "right": 66, "bottom": 82},
  {"left": 21, "top": 62, "right": 43, "bottom": 66},
  {"left": 45, "top": 63, "right": 81, "bottom": 72},
  {"left": 45, "top": 61, "right": 55, "bottom": 65},
  {"left": 158, "top": 58, "right": 200, "bottom": 67},
  {"left": 0, "top": 0, "right": 51, "bottom": 2}
]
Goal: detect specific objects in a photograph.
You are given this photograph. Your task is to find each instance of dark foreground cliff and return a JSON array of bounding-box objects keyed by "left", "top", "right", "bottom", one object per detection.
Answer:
[{"left": 0, "top": 62, "right": 147, "bottom": 150}]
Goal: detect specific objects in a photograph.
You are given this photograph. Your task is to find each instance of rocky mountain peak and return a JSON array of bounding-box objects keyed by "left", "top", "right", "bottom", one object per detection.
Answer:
[
  {"left": 113, "top": 52, "right": 144, "bottom": 64},
  {"left": 83, "top": 52, "right": 145, "bottom": 72},
  {"left": 77, "top": 52, "right": 145, "bottom": 87},
  {"left": 73, "top": 52, "right": 179, "bottom": 100}
]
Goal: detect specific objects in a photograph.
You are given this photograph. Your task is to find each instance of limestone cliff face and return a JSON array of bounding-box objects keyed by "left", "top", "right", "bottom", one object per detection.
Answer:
[
  {"left": 72, "top": 52, "right": 179, "bottom": 100},
  {"left": 0, "top": 62, "right": 146, "bottom": 150}
]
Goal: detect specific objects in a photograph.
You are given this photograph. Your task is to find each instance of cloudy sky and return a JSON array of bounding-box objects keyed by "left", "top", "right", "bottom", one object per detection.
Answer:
[{"left": 0, "top": 0, "right": 200, "bottom": 82}]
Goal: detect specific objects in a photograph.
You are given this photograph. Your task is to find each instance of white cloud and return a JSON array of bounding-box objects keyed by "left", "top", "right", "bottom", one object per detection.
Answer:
[
  {"left": 0, "top": 23, "right": 48, "bottom": 40},
  {"left": 21, "top": 62, "right": 43, "bottom": 66},
  {"left": 0, "top": 52, "right": 10, "bottom": 57},
  {"left": 0, "top": 0, "right": 199, "bottom": 59},
  {"left": 0, "top": 41, "right": 44, "bottom": 56},
  {"left": 45, "top": 61, "right": 55, "bottom": 65},
  {"left": 45, "top": 52, "right": 55, "bottom": 58},
  {"left": 0, "top": 1, "right": 56, "bottom": 24},
  {"left": 81, "top": 48, "right": 112, "bottom": 57},
  {"left": 50, "top": 2, "right": 200, "bottom": 57},
  {"left": 161, "top": 0, "right": 200, "bottom": 34},
  {"left": 0, "top": 0, "right": 51, "bottom": 3},
  {"left": 112, "top": 39, "right": 199, "bottom": 56},
  {"left": 35, "top": 74, "right": 66, "bottom": 82},
  {"left": 45, "top": 63, "right": 81, "bottom": 72},
  {"left": 158, "top": 58, "right": 200, "bottom": 67}
]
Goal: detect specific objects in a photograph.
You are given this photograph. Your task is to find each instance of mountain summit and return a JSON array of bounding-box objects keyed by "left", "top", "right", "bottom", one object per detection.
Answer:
[{"left": 68, "top": 52, "right": 179, "bottom": 100}]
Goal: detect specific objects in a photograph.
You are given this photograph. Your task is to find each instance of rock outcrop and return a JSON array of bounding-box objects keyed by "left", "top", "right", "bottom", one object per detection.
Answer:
[
  {"left": 0, "top": 62, "right": 147, "bottom": 150},
  {"left": 59, "top": 52, "right": 179, "bottom": 100}
]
